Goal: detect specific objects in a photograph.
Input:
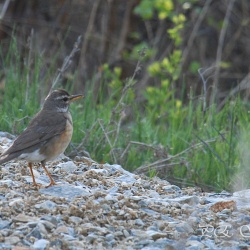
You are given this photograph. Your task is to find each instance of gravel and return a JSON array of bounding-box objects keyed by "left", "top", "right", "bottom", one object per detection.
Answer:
[{"left": 0, "top": 132, "right": 250, "bottom": 249}]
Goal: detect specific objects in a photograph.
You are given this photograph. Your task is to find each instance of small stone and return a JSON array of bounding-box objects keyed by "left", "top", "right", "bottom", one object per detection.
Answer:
[
  {"left": 107, "top": 186, "right": 119, "bottom": 194},
  {"left": 39, "top": 185, "right": 90, "bottom": 199},
  {"left": 0, "top": 180, "right": 20, "bottom": 187},
  {"left": 68, "top": 216, "right": 83, "bottom": 225},
  {"left": 90, "top": 169, "right": 109, "bottom": 175},
  {"left": 140, "top": 208, "right": 159, "bottom": 216},
  {"left": 40, "top": 220, "right": 56, "bottom": 231},
  {"left": 9, "top": 198, "right": 24, "bottom": 207},
  {"left": 86, "top": 233, "right": 99, "bottom": 243},
  {"left": 0, "top": 243, "right": 11, "bottom": 249},
  {"left": 4, "top": 236, "right": 20, "bottom": 245},
  {"left": 40, "top": 215, "right": 58, "bottom": 226},
  {"left": 57, "top": 161, "right": 77, "bottom": 173},
  {"left": 50, "top": 239, "right": 63, "bottom": 248},
  {"left": 55, "top": 226, "right": 75, "bottom": 237},
  {"left": 186, "top": 240, "right": 205, "bottom": 249},
  {"left": 67, "top": 240, "right": 86, "bottom": 249},
  {"left": 123, "top": 229, "right": 130, "bottom": 237},
  {"left": 135, "top": 219, "right": 145, "bottom": 226},
  {"left": 114, "top": 175, "right": 136, "bottom": 184},
  {"left": 105, "top": 194, "right": 118, "bottom": 202},
  {"left": 13, "top": 214, "right": 38, "bottom": 223},
  {"left": 33, "top": 239, "right": 49, "bottom": 250},
  {"left": 163, "top": 185, "right": 182, "bottom": 193},
  {"left": 34, "top": 200, "right": 57, "bottom": 212},
  {"left": 27, "top": 221, "right": 39, "bottom": 228},
  {"left": 0, "top": 220, "right": 11, "bottom": 230},
  {"left": 105, "top": 233, "right": 114, "bottom": 241},
  {"left": 174, "top": 195, "right": 199, "bottom": 206},
  {"left": 36, "top": 223, "right": 48, "bottom": 235},
  {"left": 26, "top": 227, "right": 42, "bottom": 239},
  {"left": 146, "top": 230, "right": 168, "bottom": 240},
  {"left": 176, "top": 222, "right": 193, "bottom": 234}
]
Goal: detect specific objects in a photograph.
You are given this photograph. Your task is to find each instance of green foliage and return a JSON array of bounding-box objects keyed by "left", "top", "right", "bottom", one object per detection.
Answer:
[
  {"left": 134, "top": 0, "right": 174, "bottom": 20},
  {"left": 123, "top": 42, "right": 155, "bottom": 61},
  {"left": 134, "top": 0, "right": 186, "bottom": 45},
  {"left": 0, "top": 33, "right": 249, "bottom": 193},
  {"left": 148, "top": 50, "right": 182, "bottom": 80},
  {"left": 136, "top": 0, "right": 186, "bottom": 133},
  {"left": 0, "top": 38, "right": 41, "bottom": 133}
]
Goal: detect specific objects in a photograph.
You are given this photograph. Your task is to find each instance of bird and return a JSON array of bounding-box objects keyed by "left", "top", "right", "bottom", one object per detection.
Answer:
[{"left": 0, "top": 89, "right": 83, "bottom": 188}]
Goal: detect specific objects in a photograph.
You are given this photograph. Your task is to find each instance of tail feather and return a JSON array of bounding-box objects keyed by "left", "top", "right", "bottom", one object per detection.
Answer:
[{"left": 0, "top": 153, "right": 19, "bottom": 165}]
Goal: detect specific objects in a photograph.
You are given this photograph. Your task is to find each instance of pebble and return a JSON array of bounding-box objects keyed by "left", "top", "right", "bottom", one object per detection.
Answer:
[
  {"left": 0, "top": 219, "right": 11, "bottom": 229},
  {"left": 39, "top": 184, "right": 90, "bottom": 199},
  {"left": 33, "top": 239, "right": 50, "bottom": 250},
  {"left": 34, "top": 200, "right": 57, "bottom": 212},
  {"left": 4, "top": 236, "right": 20, "bottom": 245},
  {"left": 56, "top": 161, "right": 77, "bottom": 173},
  {"left": 0, "top": 132, "right": 249, "bottom": 249}
]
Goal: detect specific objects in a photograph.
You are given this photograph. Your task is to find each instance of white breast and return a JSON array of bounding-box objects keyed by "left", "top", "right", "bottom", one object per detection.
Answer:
[{"left": 18, "top": 149, "right": 46, "bottom": 163}]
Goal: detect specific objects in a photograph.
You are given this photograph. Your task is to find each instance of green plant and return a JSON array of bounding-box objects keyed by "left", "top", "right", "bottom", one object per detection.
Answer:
[
  {"left": 0, "top": 37, "right": 41, "bottom": 133},
  {"left": 0, "top": 30, "right": 249, "bottom": 193}
]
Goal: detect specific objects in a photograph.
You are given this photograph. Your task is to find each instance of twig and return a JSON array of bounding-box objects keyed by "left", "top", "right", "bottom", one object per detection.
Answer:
[
  {"left": 0, "top": 0, "right": 10, "bottom": 20},
  {"left": 50, "top": 35, "right": 82, "bottom": 92},
  {"left": 121, "top": 141, "right": 159, "bottom": 159},
  {"left": 112, "top": 49, "right": 144, "bottom": 113},
  {"left": 25, "top": 29, "right": 34, "bottom": 104},
  {"left": 77, "top": 0, "right": 100, "bottom": 80},
  {"left": 98, "top": 119, "right": 117, "bottom": 163},
  {"left": 144, "top": 162, "right": 182, "bottom": 175},
  {"left": 193, "top": 133, "right": 226, "bottom": 166},
  {"left": 113, "top": 111, "right": 126, "bottom": 147},
  {"left": 181, "top": 0, "right": 213, "bottom": 70},
  {"left": 134, "top": 138, "right": 216, "bottom": 174},
  {"left": 217, "top": 72, "right": 250, "bottom": 110},
  {"left": 211, "top": 0, "right": 236, "bottom": 104},
  {"left": 211, "top": 125, "right": 228, "bottom": 143},
  {"left": 198, "top": 66, "right": 216, "bottom": 112},
  {"left": 76, "top": 120, "right": 99, "bottom": 150},
  {"left": 112, "top": 0, "right": 133, "bottom": 62}
]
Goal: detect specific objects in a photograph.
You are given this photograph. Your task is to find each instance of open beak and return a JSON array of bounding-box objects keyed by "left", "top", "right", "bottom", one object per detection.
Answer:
[{"left": 69, "top": 94, "right": 84, "bottom": 102}]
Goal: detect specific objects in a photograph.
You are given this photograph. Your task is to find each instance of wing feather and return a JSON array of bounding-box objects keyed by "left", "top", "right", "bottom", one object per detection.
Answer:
[{"left": 2, "top": 110, "right": 67, "bottom": 156}]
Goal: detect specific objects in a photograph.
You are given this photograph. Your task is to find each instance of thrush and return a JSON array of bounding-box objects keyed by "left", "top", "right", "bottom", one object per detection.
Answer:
[{"left": 0, "top": 89, "right": 83, "bottom": 187}]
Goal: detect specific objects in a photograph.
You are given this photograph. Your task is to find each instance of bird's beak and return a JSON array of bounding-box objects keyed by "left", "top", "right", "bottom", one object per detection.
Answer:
[{"left": 69, "top": 94, "right": 84, "bottom": 102}]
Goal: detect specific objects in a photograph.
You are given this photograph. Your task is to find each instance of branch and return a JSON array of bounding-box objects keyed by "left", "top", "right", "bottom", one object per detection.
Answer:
[
  {"left": 134, "top": 138, "right": 216, "bottom": 174},
  {"left": 50, "top": 36, "right": 82, "bottom": 91},
  {"left": 211, "top": 0, "right": 236, "bottom": 104}
]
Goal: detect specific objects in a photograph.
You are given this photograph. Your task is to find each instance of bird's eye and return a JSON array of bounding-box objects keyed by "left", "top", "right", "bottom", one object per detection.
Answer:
[{"left": 63, "top": 97, "right": 68, "bottom": 102}]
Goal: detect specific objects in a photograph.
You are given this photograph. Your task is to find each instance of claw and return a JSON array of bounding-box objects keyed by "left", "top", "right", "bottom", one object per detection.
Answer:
[
  {"left": 32, "top": 182, "right": 43, "bottom": 188},
  {"left": 45, "top": 180, "right": 57, "bottom": 188}
]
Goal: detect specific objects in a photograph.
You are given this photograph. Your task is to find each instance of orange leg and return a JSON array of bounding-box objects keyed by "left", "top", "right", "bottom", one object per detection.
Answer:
[
  {"left": 28, "top": 162, "right": 40, "bottom": 187},
  {"left": 41, "top": 162, "right": 56, "bottom": 187}
]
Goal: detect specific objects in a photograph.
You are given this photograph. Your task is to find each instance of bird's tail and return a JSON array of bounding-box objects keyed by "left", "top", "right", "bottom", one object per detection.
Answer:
[{"left": 0, "top": 153, "right": 18, "bottom": 165}]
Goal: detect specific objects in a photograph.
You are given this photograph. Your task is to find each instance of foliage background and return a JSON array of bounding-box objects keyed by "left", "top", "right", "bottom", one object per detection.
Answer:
[
  {"left": 1, "top": 0, "right": 248, "bottom": 97},
  {"left": 0, "top": 0, "right": 249, "bottom": 191}
]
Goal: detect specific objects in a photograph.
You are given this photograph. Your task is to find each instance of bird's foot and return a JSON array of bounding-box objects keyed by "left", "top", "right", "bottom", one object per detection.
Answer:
[
  {"left": 32, "top": 182, "right": 43, "bottom": 188},
  {"left": 45, "top": 180, "right": 57, "bottom": 188}
]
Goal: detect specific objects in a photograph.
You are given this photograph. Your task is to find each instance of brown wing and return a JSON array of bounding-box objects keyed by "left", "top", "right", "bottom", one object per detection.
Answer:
[{"left": 2, "top": 110, "right": 68, "bottom": 156}]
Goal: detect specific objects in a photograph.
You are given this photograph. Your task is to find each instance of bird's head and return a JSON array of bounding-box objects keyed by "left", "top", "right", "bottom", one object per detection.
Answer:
[{"left": 43, "top": 89, "right": 83, "bottom": 112}]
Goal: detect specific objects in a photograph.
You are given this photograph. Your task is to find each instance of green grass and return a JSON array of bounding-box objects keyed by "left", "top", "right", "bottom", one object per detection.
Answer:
[{"left": 0, "top": 37, "right": 249, "bottom": 192}]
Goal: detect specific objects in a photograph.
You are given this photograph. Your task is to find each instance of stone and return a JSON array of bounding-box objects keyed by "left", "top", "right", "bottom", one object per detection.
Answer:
[
  {"left": 26, "top": 227, "right": 42, "bottom": 239},
  {"left": 0, "top": 219, "right": 11, "bottom": 230},
  {"left": 39, "top": 185, "right": 90, "bottom": 199},
  {"left": 34, "top": 200, "right": 57, "bottom": 211},
  {"left": 57, "top": 161, "right": 77, "bottom": 173},
  {"left": 4, "top": 236, "right": 20, "bottom": 245},
  {"left": 13, "top": 214, "right": 38, "bottom": 223},
  {"left": 33, "top": 239, "right": 50, "bottom": 250}
]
